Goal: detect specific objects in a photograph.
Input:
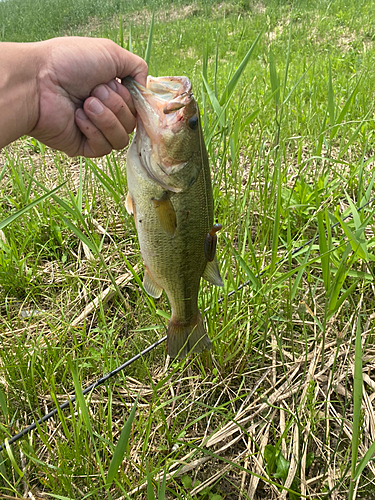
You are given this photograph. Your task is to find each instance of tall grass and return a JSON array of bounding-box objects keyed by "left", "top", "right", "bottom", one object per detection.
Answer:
[{"left": 1, "top": 0, "right": 375, "bottom": 498}]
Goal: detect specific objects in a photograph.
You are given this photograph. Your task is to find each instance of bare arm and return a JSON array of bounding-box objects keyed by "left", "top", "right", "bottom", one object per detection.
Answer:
[
  {"left": 0, "top": 42, "right": 40, "bottom": 149},
  {"left": 0, "top": 37, "right": 148, "bottom": 157}
]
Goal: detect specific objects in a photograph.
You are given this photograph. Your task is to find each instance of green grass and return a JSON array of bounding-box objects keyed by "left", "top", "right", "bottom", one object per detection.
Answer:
[{"left": 2, "top": 0, "right": 375, "bottom": 498}]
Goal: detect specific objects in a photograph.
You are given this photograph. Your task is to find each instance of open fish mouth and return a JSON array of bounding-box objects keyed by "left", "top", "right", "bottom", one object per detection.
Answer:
[
  {"left": 123, "top": 76, "right": 198, "bottom": 141},
  {"left": 146, "top": 77, "right": 193, "bottom": 115},
  {"left": 123, "top": 75, "right": 202, "bottom": 193}
]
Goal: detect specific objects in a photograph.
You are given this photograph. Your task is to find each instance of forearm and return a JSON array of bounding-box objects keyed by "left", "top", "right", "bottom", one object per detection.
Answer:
[{"left": 0, "top": 42, "right": 41, "bottom": 148}]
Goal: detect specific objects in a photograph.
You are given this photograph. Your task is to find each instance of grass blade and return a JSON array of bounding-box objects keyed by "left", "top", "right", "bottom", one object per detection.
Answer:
[
  {"left": 219, "top": 28, "right": 264, "bottom": 106},
  {"left": 144, "top": 12, "right": 154, "bottom": 66},
  {"left": 119, "top": 15, "right": 124, "bottom": 48},
  {"left": 269, "top": 48, "right": 280, "bottom": 110},
  {"left": 38, "top": 495, "right": 75, "bottom": 500},
  {"left": 338, "top": 115, "right": 369, "bottom": 160},
  {"left": 330, "top": 75, "right": 362, "bottom": 139},
  {"left": 336, "top": 213, "right": 368, "bottom": 261},
  {"left": 329, "top": 279, "right": 360, "bottom": 321},
  {"left": 4, "top": 439, "right": 24, "bottom": 478},
  {"left": 128, "top": 23, "right": 132, "bottom": 53},
  {"left": 202, "top": 42, "right": 208, "bottom": 82},
  {"left": 328, "top": 244, "right": 353, "bottom": 313},
  {"left": 59, "top": 216, "right": 98, "bottom": 253},
  {"left": 70, "top": 362, "right": 94, "bottom": 440},
  {"left": 0, "top": 388, "right": 8, "bottom": 422},
  {"left": 201, "top": 74, "right": 225, "bottom": 127},
  {"left": 0, "top": 182, "right": 65, "bottom": 230},
  {"left": 349, "top": 316, "right": 363, "bottom": 499},
  {"left": 354, "top": 440, "right": 375, "bottom": 481},
  {"left": 316, "top": 200, "right": 330, "bottom": 292},
  {"left": 158, "top": 468, "right": 167, "bottom": 500},
  {"left": 106, "top": 394, "right": 139, "bottom": 489},
  {"left": 270, "top": 159, "right": 282, "bottom": 273},
  {"left": 290, "top": 241, "right": 313, "bottom": 301},
  {"left": 327, "top": 56, "right": 335, "bottom": 128},
  {"left": 146, "top": 463, "right": 156, "bottom": 500}
]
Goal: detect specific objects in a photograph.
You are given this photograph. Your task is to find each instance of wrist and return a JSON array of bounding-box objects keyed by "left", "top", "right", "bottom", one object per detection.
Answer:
[{"left": 0, "top": 42, "right": 43, "bottom": 148}]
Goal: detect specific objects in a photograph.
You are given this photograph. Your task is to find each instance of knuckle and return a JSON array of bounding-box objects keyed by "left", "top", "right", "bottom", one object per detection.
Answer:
[
  {"left": 114, "top": 134, "right": 129, "bottom": 150},
  {"left": 91, "top": 144, "right": 112, "bottom": 157},
  {"left": 103, "top": 116, "right": 118, "bottom": 133},
  {"left": 107, "top": 93, "right": 131, "bottom": 118}
]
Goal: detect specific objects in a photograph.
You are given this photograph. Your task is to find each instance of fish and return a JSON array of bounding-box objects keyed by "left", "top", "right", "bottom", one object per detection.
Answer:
[{"left": 123, "top": 76, "right": 223, "bottom": 359}]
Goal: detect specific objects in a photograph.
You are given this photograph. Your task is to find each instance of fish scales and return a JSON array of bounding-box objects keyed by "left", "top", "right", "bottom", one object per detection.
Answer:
[{"left": 124, "top": 76, "right": 223, "bottom": 359}]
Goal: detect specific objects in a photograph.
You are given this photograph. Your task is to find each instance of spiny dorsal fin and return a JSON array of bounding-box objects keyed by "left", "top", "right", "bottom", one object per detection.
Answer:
[
  {"left": 143, "top": 268, "right": 163, "bottom": 298},
  {"left": 152, "top": 191, "right": 177, "bottom": 237},
  {"left": 203, "top": 258, "right": 223, "bottom": 287}
]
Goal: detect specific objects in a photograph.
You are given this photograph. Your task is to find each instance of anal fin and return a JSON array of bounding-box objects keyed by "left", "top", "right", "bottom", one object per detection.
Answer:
[
  {"left": 203, "top": 257, "right": 223, "bottom": 287},
  {"left": 143, "top": 268, "right": 163, "bottom": 298}
]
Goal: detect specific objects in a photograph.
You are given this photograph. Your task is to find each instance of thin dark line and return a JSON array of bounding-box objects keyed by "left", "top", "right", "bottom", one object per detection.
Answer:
[
  {"left": 0, "top": 335, "right": 167, "bottom": 452},
  {"left": 1, "top": 197, "right": 374, "bottom": 452}
]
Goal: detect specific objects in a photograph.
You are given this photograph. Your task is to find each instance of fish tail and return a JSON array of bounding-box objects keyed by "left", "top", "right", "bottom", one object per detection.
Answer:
[{"left": 167, "top": 312, "right": 212, "bottom": 359}]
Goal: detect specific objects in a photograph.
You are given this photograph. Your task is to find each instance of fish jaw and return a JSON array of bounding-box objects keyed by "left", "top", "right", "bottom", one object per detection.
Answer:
[
  {"left": 123, "top": 76, "right": 203, "bottom": 192},
  {"left": 123, "top": 76, "right": 194, "bottom": 140}
]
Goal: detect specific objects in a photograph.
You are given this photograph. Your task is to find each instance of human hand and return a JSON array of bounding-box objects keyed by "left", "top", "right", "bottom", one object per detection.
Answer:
[{"left": 30, "top": 37, "right": 148, "bottom": 157}]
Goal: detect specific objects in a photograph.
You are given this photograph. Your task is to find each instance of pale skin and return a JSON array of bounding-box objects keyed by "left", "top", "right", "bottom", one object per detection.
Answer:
[{"left": 0, "top": 37, "right": 148, "bottom": 157}]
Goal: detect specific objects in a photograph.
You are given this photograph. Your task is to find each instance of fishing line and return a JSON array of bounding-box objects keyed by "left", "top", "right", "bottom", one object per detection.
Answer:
[
  {"left": 1, "top": 196, "right": 374, "bottom": 453},
  {"left": 0, "top": 335, "right": 167, "bottom": 452}
]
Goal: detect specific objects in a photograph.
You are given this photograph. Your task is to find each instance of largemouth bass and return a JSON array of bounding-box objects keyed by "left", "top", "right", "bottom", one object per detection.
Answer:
[{"left": 123, "top": 76, "right": 223, "bottom": 359}]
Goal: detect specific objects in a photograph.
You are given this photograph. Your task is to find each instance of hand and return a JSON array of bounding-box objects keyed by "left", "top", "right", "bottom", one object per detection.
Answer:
[{"left": 30, "top": 37, "right": 148, "bottom": 157}]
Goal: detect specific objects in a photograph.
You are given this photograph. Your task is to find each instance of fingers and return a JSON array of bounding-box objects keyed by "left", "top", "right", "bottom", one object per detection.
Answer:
[
  {"left": 75, "top": 79, "right": 135, "bottom": 157},
  {"left": 75, "top": 108, "right": 112, "bottom": 157},
  {"left": 111, "top": 42, "right": 148, "bottom": 87}
]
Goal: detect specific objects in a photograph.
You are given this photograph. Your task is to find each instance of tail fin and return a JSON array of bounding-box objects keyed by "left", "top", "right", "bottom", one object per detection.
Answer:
[{"left": 167, "top": 312, "right": 212, "bottom": 359}]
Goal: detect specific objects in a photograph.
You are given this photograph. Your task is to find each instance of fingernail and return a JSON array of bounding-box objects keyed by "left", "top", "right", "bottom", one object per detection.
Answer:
[
  {"left": 76, "top": 108, "right": 88, "bottom": 120},
  {"left": 108, "top": 80, "right": 117, "bottom": 92},
  {"left": 88, "top": 98, "right": 104, "bottom": 114},
  {"left": 94, "top": 85, "right": 109, "bottom": 101}
]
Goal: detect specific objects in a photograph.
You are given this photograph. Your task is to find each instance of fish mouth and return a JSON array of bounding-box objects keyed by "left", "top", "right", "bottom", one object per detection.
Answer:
[
  {"left": 124, "top": 76, "right": 201, "bottom": 193},
  {"left": 123, "top": 76, "right": 196, "bottom": 140}
]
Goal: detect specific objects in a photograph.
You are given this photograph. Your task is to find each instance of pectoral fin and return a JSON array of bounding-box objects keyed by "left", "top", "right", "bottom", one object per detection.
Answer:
[
  {"left": 125, "top": 193, "right": 134, "bottom": 215},
  {"left": 143, "top": 268, "right": 163, "bottom": 298},
  {"left": 152, "top": 192, "right": 177, "bottom": 237},
  {"left": 203, "top": 258, "right": 223, "bottom": 287}
]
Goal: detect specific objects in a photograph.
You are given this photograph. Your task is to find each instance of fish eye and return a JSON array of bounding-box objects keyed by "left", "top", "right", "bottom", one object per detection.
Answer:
[{"left": 188, "top": 116, "right": 199, "bottom": 130}]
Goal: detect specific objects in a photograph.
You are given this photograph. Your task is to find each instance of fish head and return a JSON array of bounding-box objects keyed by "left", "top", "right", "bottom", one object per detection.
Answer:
[{"left": 123, "top": 76, "right": 204, "bottom": 192}]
